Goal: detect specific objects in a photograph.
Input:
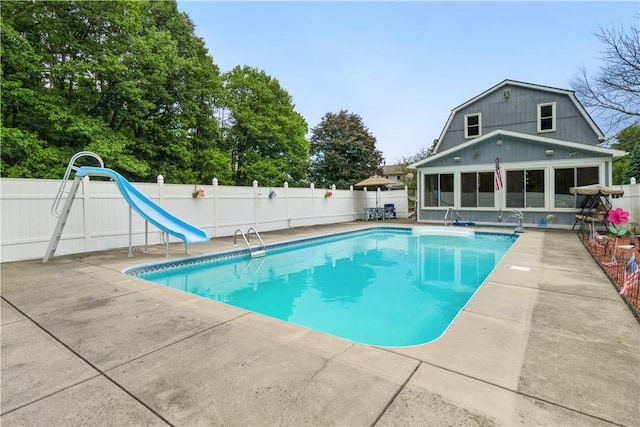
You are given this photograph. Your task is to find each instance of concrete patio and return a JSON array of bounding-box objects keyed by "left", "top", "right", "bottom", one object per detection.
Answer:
[{"left": 1, "top": 222, "right": 639, "bottom": 426}]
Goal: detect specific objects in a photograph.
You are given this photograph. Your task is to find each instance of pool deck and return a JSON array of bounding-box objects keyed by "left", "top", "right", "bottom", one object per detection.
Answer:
[{"left": 2, "top": 222, "right": 639, "bottom": 426}]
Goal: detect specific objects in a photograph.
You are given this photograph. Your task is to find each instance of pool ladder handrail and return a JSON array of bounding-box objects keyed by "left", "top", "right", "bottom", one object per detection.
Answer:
[
  {"left": 234, "top": 227, "right": 266, "bottom": 257},
  {"left": 444, "top": 207, "right": 453, "bottom": 226}
]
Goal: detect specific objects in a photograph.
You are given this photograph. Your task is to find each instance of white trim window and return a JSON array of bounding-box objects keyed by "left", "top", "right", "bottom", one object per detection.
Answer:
[
  {"left": 461, "top": 171, "right": 495, "bottom": 207},
  {"left": 423, "top": 173, "right": 454, "bottom": 207},
  {"left": 506, "top": 169, "right": 545, "bottom": 209},
  {"left": 464, "top": 113, "right": 482, "bottom": 138},
  {"left": 537, "top": 102, "right": 556, "bottom": 133},
  {"left": 553, "top": 166, "right": 599, "bottom": 208}
]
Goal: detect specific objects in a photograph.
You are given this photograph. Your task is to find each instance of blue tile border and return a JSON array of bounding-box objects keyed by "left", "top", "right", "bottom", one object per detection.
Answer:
[{"left": 124, "top": 226, "right": 517, "bottom": 277}]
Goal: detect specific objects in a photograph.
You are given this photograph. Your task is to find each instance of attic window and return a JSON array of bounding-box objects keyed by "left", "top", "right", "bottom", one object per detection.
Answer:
[
  {"left": 464, "top": 113, "right": 481, "bottom": 138},
  {"left": 538, "top": 102, "right": 556, "bottom": 132}
]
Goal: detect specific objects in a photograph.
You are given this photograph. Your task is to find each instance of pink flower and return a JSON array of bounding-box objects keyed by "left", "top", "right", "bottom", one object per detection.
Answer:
[{"left": 608, "top": 208, "right": 629, "bottom": 226}]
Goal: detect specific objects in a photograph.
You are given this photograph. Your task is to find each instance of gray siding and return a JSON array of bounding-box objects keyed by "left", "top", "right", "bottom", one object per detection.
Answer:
[
  {"left": 438, "top": 84, "right": 602, "bottom": 152},
  {"left": 413, "top": 81, "right": 618, "bottom": 229},
  {"left": 420, "top": 138, "right": 610, "bottom": 167}
]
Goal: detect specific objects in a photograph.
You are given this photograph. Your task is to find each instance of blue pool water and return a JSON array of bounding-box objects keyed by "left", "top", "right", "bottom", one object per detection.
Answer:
[{"left": 127, "top": 227, "right": 516, "bottom": 347}]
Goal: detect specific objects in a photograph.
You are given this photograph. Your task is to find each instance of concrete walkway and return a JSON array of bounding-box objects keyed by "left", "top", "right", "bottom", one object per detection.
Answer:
[{"left": 2, "top": 223, "right": 639, "bottom": 426}]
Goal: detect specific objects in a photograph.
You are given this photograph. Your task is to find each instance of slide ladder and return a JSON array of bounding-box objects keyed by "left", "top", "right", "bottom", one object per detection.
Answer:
[
  {"left": 44, "top": 152, "right": 105, "bottom": 263},
  {"left": 234, "top": 227, "right": 266, "bottom": 258}
]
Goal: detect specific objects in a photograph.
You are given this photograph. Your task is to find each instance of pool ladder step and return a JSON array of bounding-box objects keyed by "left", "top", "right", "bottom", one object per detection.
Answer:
[{"left": 234, "top": 227, "right": 266, "bottom": 258}]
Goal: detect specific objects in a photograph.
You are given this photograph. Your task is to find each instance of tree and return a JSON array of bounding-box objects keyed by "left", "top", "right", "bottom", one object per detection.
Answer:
[
  {"left": 611, "top": 125, "right": 640, "bottom": 184},
  {"left": 1, "top": 0, "right": 227, "bottom": 183},
  {"left": 309, "top": 110, "right": 383, "bottom": 189},
  {"left": 396, "top": 143, "right": 436, "bottom": 166},
  {"left": 220, "top": 66, "right": 309, "bottom": 187},
  {"left": 393, "top": 143, "right": 436, "bottom": 207},
  {"left": 571, "top": 24, "right": 640, "bottom": 133},
  {"left": 624, "top": 143, "right": 640, "bottom": 184}
]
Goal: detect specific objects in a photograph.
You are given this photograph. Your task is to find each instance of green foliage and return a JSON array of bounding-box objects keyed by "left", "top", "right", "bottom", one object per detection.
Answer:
[
  {"left": 396, "top": 145, "right": 434, "bottom": 166},
  {"left": 0, "top": 126, "right": 63, "bottom": 177},
  {"left": 612, "top": 159, "right": 627, "bottom": 185},
  {"left": 624, "top": 143, "right": 640, "bottom": 184},
  {"left": 1, "top": 0, "right": 225, "bottom": 183},
  {"left": 220, "top": 66, "right": 309, "bottom": 186},
  {"left": 612, "top": 125, "right": 640, "bottom": 184},
  {"left": 612, "top": 125, "right": 640, "bottom": 153},
  {"left": 197, "top": 147, "right": 233, "bottom": 185},
  {"left": 394, "top": 144, "right": 435, "bottom": 204},
  {"left": 309, "top": 110, "right": 383, "bottom": 189}
]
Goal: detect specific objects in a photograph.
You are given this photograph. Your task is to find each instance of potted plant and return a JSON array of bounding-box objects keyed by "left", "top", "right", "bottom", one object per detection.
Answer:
[{"left": 192, "top": 186, "right": 205, "bottom": 198}]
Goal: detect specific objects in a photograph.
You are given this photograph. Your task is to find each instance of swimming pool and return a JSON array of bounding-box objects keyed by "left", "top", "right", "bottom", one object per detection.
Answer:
[{"left": 126, "top": 227, "right": 516, "bottom": 346}]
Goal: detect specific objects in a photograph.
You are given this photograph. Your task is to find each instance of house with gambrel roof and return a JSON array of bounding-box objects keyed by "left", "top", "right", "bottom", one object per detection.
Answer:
[{"left": 409, "top": 79, "right": 627, "bottom": 228}]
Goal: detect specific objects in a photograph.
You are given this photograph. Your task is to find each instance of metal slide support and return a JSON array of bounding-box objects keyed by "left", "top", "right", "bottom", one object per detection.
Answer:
[
  {"left": 128, "top": 206, "right": 133, "bottom": 258},
  {"left": 144, "top": 221, "right": 149, "bottom": 253},
  {"left": 43, "top": 177, "right": 83, "bottom": 263}
]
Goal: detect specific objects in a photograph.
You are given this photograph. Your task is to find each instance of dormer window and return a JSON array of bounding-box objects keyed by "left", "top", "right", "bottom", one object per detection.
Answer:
[
  {"left": 464, "top": 113, "right": 481, "bottom": 138},
  {"left": 538, "top": 102, "right": 556, "bottom": 132}
]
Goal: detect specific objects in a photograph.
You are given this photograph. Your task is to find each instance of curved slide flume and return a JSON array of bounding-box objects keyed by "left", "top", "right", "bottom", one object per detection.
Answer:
[{"left": 75, "top": 167, "right": 209, "bottom": 244}]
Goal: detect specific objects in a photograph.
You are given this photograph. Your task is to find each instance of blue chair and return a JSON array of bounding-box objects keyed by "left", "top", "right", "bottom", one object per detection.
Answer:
[{"left": 384, "top": 204, "right": 396, "bottom": 219}]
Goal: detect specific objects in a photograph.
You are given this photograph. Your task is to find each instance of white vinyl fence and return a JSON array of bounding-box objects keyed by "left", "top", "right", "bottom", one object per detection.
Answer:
[
  {"left": 0, "top": 176, "right": 409, "bottom": 263},
  {"left": 611, "top": 182, "right": 640, "bottom": 234}
]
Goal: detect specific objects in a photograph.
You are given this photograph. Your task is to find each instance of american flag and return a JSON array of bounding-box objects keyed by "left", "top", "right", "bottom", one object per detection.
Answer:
[
  {"left": 620, "top": 254, "right": 639, "bottom": 296},
  {"left": 495, "top": 156, "right": 503, "bottom": 191}
]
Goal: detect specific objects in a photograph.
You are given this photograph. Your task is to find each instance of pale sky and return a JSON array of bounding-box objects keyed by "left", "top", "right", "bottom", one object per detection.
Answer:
[{"left": 177, "top": 1, "right": 639, "bottom": 164}]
